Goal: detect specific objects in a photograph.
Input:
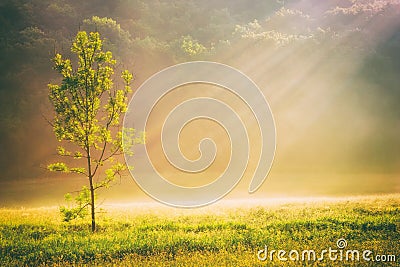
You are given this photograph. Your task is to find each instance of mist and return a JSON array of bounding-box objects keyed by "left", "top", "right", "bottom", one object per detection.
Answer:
[{"left": 0, "top": 0, "right": 399, "bottom": 207}]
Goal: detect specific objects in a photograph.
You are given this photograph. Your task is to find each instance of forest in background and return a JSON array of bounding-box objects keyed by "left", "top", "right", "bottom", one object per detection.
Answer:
[{"left": 0, "top": 0, "right": 399, "bottom": 182}]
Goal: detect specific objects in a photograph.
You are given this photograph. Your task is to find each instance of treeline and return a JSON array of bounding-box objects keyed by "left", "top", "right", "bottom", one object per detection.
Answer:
[{"left": 0, "top": 0, "right": 399, "bottom": 179}]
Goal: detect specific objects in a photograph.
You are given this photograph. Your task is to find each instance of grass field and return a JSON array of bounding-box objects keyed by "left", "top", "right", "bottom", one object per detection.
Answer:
[{"left": 1, "top": 195, "right": 399, "bottom": 266}]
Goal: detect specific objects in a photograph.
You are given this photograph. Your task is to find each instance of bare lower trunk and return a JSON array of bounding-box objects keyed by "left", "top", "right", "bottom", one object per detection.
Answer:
[
  {"left": 87, "top": 143, "right": 96, "bottom": 232},
  {"left": 89, "top": 175, "right": 96, "bottom": 232}
]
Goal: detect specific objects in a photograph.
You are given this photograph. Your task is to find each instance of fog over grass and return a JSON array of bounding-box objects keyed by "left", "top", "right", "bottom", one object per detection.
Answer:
[{"left": 1, "top": 194, "right": 399, "bottom": 266}]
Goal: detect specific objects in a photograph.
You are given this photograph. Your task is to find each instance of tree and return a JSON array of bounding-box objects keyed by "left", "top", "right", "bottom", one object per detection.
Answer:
[{"left": 47, "top": 31, "right": 142, "bottom": 232}]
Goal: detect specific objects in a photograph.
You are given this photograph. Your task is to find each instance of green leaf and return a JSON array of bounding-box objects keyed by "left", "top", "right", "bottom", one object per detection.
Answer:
[{"left": 47, "top": 162, "right": 69, "bottom": 172}]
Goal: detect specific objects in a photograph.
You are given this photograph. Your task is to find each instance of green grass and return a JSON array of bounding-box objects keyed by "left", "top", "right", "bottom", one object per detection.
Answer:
[{"left": 1, "top": 195, "right": 399, "bottom": 266}]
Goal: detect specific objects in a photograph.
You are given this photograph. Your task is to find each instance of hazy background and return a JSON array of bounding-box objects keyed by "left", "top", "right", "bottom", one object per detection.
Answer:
[{"left": 0, "top": 0, "right": 399, "bottom": 207}]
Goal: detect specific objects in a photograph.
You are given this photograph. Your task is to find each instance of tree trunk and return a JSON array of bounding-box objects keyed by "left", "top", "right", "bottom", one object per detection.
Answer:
[
  {"left": 89, "top": 175, "right": 96, "bottom": 232},
  {"left": 87, "top": 145, "right": 96, "bottom": 232}
]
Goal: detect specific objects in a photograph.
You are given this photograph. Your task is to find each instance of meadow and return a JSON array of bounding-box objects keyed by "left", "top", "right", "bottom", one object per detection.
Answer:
[{"left": 1, "top": 195, "right": 399, "bottom": 266}]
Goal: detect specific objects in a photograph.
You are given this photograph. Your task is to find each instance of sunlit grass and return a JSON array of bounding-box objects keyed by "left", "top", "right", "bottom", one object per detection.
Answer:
[{"left": 1, "top": 194, "right": 399, "bottom": 266}]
